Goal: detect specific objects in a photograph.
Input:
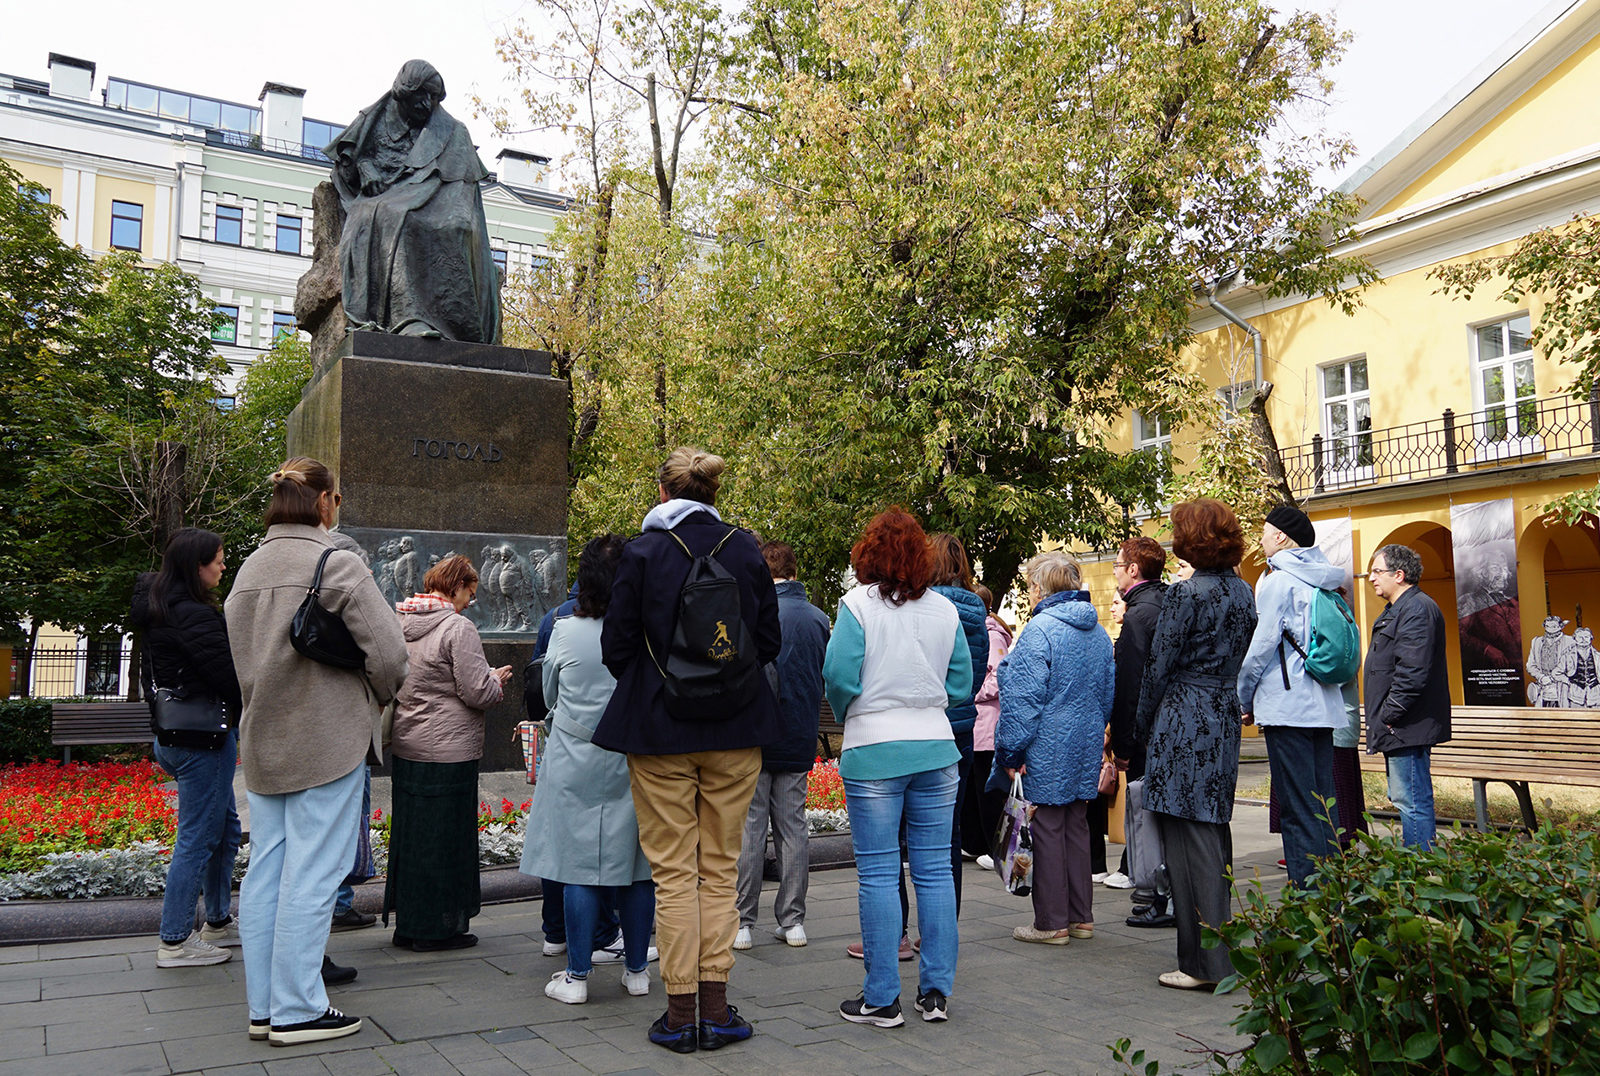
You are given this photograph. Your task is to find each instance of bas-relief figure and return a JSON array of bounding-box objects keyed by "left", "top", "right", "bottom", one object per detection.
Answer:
[
  {"left": 325, "top": 60, "right": 501, "bottom": 344},
  {"left": 350, "top": 528, "right": 564, "bottom": 637}
]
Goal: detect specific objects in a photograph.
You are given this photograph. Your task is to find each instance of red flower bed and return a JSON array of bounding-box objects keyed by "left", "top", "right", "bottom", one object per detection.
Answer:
[
  {"left": 806, "top": 757, "right": 845, "bottom": 811},
  {"left": 0, "top": 760, "right": 177, "bottom": 872}
]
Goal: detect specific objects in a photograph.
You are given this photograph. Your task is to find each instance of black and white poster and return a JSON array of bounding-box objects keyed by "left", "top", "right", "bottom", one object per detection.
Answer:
[{"left": 1450, "top": 498, "right": 1525, "bottom": 705}]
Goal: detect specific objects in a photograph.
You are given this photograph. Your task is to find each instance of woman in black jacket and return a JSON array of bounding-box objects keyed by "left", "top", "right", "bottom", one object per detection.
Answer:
[
  {"left": 130, "top": 527, "right": 244, "bottom": 969},
  {"left": 592, "top": 447, "right": 781, "bottom": 1054}
]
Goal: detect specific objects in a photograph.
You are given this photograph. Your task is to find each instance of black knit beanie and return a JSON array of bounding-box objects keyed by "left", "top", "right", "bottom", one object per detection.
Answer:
[{"left": 1265, "top": 504, "right": 1315, "bottom": 549}]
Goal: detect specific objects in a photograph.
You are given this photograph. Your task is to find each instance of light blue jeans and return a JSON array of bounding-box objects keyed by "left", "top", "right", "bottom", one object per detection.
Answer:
[
  {"left": 153, "top": 734, "right": 242, "bottom": 943},
  {"left": 564, "top": 880, "right": 656, "bottom": 977},
  {"left": 241, "top": 763, "right": 364, "bottom": 1026},
  {"left": 1386, "top": 747, "right": 1437, "bottom": 850},
  {"left": 844, "top": 764, "right": 959, "bottom": 1007}
]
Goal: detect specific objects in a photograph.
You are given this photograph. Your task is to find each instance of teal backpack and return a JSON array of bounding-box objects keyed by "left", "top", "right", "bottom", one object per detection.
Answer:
[{"left": 1278, "top": 588, "right": 1362, "bottom": 688}]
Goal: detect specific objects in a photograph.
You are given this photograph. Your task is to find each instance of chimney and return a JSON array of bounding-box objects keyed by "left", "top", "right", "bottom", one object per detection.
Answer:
[
  {"left": 259, "top": 82, "right": 306, "bottom": 147},
  {"left": 47, "top": 53, "right": 95, "bottom": 100},
  {"left": 496, "top": 149, "right": 550, "bottom": 190}
]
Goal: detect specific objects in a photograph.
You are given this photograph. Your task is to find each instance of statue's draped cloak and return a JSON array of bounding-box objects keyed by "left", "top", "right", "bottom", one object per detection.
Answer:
[{"left": 327, "top": 98, "right": 500, "bottom": 343}]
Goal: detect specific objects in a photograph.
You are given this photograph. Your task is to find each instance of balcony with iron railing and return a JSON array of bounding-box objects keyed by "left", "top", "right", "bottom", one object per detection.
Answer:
[
  {"left": 1279, "top": 390, "right": 1600, "bottom": 501},
  {"left": 205, "top": 128, "right": 330, "bottom": 163}
]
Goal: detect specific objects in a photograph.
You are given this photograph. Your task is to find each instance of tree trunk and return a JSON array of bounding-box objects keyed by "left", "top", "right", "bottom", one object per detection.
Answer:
[
  {"left": 1247, "top": 393, "right": 1297, "bottom": 507},
  {"left": 15, "top": 619, "right": 40, "bottom": 699},
  {"left": 153, "top": 441, "right": 188, "bottom": 553}
]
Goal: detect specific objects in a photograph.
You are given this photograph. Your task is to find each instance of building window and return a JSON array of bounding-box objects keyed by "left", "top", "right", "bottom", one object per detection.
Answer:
[
  {"left": 492, "top": 248, "right": 508, "bottom": 282},
  {"left": 1216, "top": 381, "right": 1256, "bottom": 417},
  {"left": 215, "top": 205, "right": 243, "bottom": 246},
  {"left": 1321, "top": 357, "right": 1372, "bottom": 469},
  {"left": 214, "top": 395, "right": 237, "bottom": 412},
  {"left": 275, "top": 214, "right": 302, "bottom": 254},
  {"left": 212, "top": 305, "right": 239, "bottom": 344},
  {"left": 19, "top": 183, "right": 50, "bottom": 204},
  {"left": 1133, "top": 411, "right": 1171, "bottom": 454},
  {"left": 272, "top": 312, "right": 297, "bottom": 342},
  {"left": 110, "top": 201, "right": 143, "bottom": 250},
  {"left": 1474, "top": 314, "right": 1536, "bottom": 441}
]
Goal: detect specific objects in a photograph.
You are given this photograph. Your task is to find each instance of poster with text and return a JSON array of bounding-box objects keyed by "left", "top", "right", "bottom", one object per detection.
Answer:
[{"left": 1450, "top": 498, "right": 1525, "bottom": 705}]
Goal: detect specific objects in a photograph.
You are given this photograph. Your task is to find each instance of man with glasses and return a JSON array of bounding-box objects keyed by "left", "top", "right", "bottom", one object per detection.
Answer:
[{"left": 1364, "top": 545, "right": 1451, "bottom": 850}]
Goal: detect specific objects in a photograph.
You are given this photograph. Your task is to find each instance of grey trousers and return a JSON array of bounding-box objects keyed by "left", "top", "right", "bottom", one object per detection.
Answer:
[
  {"left": 736, "top": 770, "right": 810, "bottom": 929},
  {"left": 1028, "top": 801, "right": 1093, "bottom": 930},
  {"left": 1124, "top": 778, "right": 1169, "bottom": 900},
  {"left": 1155, "top": 812, "right": 1234, "bottom": 984}
]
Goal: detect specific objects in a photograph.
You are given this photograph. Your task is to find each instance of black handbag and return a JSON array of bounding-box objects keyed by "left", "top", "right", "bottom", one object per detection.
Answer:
[
  {"left": 290, "top": 547, "right": 367, "bottom": 670},
  {"left": 141, "top": 658, "right": 229, "bottom": 750}
]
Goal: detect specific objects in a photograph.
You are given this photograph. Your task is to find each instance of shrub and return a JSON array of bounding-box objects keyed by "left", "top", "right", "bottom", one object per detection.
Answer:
[
  {"left": 0, "top": 699, "right": 53, "bottom": 764},
  {"left": 1115, "top": 824, "right": 1600, "bottom": 1074}
]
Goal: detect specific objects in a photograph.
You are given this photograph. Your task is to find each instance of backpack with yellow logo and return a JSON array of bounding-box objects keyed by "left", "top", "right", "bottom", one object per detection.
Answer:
[{"left": 646, "top": 527, "right": 761, "bottom": 720}]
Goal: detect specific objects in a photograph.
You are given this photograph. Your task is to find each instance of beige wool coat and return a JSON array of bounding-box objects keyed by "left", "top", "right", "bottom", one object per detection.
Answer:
[{"left": 225, "top": 524, "right": 409, "bottom": 795}]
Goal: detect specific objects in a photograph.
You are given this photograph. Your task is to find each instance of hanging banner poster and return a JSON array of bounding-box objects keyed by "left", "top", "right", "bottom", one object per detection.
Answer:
[
  {"left": 1450, "top": 498, "right": 1525, "bottom": 705},
  {"left": 1313, "top": 516, "right": 1355, "bottom": 602}
]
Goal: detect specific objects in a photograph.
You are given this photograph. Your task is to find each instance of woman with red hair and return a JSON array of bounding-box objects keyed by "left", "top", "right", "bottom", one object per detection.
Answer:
[{"left": 823, "top": 509, "right": 972, "bottom": 1028}]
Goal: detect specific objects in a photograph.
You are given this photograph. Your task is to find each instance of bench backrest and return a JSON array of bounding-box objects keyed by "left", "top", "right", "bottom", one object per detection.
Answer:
[
  {"left": 1357, "top": 706, "right": 1600, "bottom": 786},
  {"left": 50, "top": 702, "right": 153, "bottom": 746}
]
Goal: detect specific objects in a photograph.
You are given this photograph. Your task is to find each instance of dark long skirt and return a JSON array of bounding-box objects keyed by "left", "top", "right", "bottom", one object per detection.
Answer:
[{"left": 384, "top": 756, "right": 481, "bottom": 941}]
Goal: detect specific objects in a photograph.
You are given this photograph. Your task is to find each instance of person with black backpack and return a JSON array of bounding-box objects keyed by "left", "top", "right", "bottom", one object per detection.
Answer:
[
  {"left": 591, "top": 447, "right": 782, "bottom": 1056},
  {"left": 1235, "top": 505, "right": 1354, "bottom": 888}
]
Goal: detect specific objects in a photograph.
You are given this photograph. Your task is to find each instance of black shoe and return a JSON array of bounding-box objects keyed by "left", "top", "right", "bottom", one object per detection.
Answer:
[
  {"left": 391, "top": 932, "right": 413, "bottom": 950},
  {"left": 839, "top": 995, "right": 904, "bottom": 1027},
  {"left": 1126, "top": 905, "right": 1176, "bottom": 928},
  {"left": 412, "top": 932, "right": 478, "bottom": 952},
  {"left": 698, "top": 1004, "right": 753, "bottom": 1050},
  {"left": 268, "top": 1006, "right": 362, "bottom": 1046},
  {"left": 648, "top": 1012, "right": 698, "bottom": 1053},
  {"left": 331, "top": 909, "right": 377, "bottom": 931},
  {"left": 321, "top": 955, "right": 358, "bottom": 985},
  {"left": 914, "top": 989, "right": 948, "bottom": 1022}
]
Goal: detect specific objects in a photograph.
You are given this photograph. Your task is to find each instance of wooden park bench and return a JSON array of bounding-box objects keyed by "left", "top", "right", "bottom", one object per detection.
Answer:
[
  {"left": 1358, "top": 705, "right": 1600, "bottom": 832},
  {"left": 817, "top": 698, "right": 845, "bottom": 760},
  {"left": 50, "top": 701, "right": 152, "bottom": 763}
]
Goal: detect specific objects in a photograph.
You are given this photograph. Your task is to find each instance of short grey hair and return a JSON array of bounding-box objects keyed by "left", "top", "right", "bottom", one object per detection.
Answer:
[
  {"left": 1023, "top": 550, "right": 1082, "bottom": 596},
  {"left": 1373, "top": 544, "right": 1423, "bottom": 586}
]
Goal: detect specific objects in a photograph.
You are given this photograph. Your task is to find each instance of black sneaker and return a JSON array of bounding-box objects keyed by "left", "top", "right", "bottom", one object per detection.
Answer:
[
  {"left": 331, "top": 909, "right": 377, "bottom": 931},
  {"left": 839, "top": 995, "right": 904, "bottom": 1028},
  {"left": 247, "top": 1018, "right": 269, "bottom": 1041},
  {"left": 648, "top": 1012, "right": 698, "bottom": 1053},
  {"left": 412, "top": 932, "right": 478, "bottom": 952},
  {"left": 698, "top": 1004, "right": 753, "bottom": 1050},
  {"left": 268, "top": 1007, "right": 362, "bottom": 1046},
  {"left": 914, "top": 989, "right": 948, "bottom": 1022}
]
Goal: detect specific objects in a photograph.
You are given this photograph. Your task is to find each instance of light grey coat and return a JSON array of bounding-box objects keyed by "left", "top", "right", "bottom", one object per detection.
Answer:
[
  {"left": 225, "top": 524, "right": 409, "bottom": 795},
  {"left": 519, "top": 615, "right": 651, "bottom": 886}
]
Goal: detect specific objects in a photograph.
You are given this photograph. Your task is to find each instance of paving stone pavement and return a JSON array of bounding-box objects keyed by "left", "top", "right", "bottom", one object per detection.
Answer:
[{"left": 0, "top": 804, "right": 1286, "bottom": 1075}]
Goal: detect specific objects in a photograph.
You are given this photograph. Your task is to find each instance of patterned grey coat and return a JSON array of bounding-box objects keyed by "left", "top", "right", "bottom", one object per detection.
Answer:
[{"left": 1132, "top": 569, "right": 1258, "bottom": 825}]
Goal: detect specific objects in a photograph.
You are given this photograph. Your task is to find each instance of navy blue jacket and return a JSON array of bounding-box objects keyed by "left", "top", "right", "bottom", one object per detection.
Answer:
[
  {"left": 932, "top": 585, "right": 988, "bottom": 738},
  {"left": 525, "top": 582, "right": 579, "bottom": 721},
  {"left": 765, "top": 580, "right": 831, "bottom": 772},
  {"left": 592, "top": 510, "right": 783, "bottom": 755}
]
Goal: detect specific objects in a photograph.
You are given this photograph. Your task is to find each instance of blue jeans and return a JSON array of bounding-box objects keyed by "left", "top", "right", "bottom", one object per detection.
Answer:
[
  {"left": 153, "top": 735, "right": 242, "bottom": 943},
  {"left": 1263, "top": 725, "right": 1337, "bottom": 886},
  {"left": 1386, "top": 747, "right": 1436, "bottom": 850},
  {"left": 541, "top": 879, "right": 621, "bottom": 948},
  {"left": 564, "top": 880, "right": 655, "bottom": 976},
  {"left": 241, "top": 764, "right": 364, "bottom": 1026},
  {"left": 845, "top": 764, "right": 959, "bottom": 1006}
]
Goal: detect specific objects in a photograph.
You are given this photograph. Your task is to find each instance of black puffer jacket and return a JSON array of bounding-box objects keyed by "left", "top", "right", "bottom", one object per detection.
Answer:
[{"left": 130, "top": 573, "right": 243, "bottom": 721}]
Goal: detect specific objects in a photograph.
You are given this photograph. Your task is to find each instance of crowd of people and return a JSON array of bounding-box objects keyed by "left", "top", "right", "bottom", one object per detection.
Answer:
[{"left": 133, "top": 447, "right": 1452, "bottom": 1050}]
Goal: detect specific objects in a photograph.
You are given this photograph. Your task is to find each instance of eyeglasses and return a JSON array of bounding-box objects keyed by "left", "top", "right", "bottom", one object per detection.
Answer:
[
  {"left": 1113, "top": 562, "right": 1129, "bottom": 570},
  {"left": 1370, "top": 567, "right": 1401, "bottom": 577}
]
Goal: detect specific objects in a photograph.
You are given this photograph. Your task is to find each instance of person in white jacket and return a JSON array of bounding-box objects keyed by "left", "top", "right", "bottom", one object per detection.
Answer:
[{"left": 1236, "top": 505, "right": 1345, "bottom": 888}]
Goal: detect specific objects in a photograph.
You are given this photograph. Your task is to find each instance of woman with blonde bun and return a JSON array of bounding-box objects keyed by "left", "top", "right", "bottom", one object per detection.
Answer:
[
  {"left": 225, "top": 458, "right": 409, "bottom": 1046},
  {"left": 592, "top": 447, "right": 782, "bottom": 1054}
]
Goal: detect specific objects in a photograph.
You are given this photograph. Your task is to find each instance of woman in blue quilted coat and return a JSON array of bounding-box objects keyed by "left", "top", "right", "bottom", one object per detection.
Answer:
[{"left": 994, "top": 550, "right": 1114, "bottom": 945}]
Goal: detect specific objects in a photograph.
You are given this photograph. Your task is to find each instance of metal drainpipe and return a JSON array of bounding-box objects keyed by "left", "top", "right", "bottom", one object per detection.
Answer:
[{"left": 1208, "top": 296, "right": 1263, "bottom": 391}]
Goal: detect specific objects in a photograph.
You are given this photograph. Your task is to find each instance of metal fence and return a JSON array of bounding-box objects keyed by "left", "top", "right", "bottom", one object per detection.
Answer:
[
  {"left": 205, "top": 128, "right": 332, "bottom": 163},
  {"left": 1279, "top": 390, "right": 1600, "bottom": 501},
  {"left": 8, "top": 647, "right": 131, "bottom": 700}
]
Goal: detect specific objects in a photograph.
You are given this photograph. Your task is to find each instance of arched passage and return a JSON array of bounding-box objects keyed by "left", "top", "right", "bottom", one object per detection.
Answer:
[
  {"left": 1367, "top": 521, "right": 1463, "bottom": 705},
  {"left": 1519, "top": 513, "right": 1600, "bottom": 707}
]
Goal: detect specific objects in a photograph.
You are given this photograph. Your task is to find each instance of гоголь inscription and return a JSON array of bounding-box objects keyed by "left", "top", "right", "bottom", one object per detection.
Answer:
[{"left": 413, "top": 438, "right": 504, "bottom": 462}]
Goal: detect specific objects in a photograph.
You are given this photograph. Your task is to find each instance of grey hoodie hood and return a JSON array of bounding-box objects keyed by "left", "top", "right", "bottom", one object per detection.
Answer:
[{"left": 1267, "top": 546, "right": 1345, "bottom": 591}]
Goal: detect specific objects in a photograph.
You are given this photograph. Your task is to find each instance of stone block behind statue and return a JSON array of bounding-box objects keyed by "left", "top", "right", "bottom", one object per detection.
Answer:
[{"left": 325, "top": 59, "right": 501, "bottom": 344}]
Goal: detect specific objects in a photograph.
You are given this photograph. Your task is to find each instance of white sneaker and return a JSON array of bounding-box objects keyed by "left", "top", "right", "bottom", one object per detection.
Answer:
[
  {"left": 545, "top": 970, "right": 588, "bottom": 1004},
  {"left": 1102, "top": 871, "right": 1135, "bottom": 889},
  {"left": 157, "top": 932, "right": 232, "bottom": 968},
  {"left": 1091, "top": 872, "right": 1109, "bottom": 884},
  {"left": 732, "top": 926, "right": 753, "bottom": 950},
  {"left": 542, "top": 940, "right": 567, "bottom": 956},
  {"left": 622, "top": 968, "right": 650, "bottom": 996},
  {"left": 775, "top": 924, "right": 807, "bottom": 947},
  {"left": 976, "top": 854, "right": 995, "bottom": 872},
  {"left": 592, "top": 942, "right": 659, "bottom": 965},
  {"left": 200, "top": 916, "right": 241, "bottom": 948}
]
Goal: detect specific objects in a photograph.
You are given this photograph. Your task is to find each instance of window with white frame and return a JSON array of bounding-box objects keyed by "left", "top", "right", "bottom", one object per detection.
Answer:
[
  {"left": 1321, "top": 357, "right": 1372, "bottom": 470},
  {"left": 1216, "top": 380, "right": 1256, "bottom": 418},
  {"left": 1133, "top": 411, "right": 1171, "bottom": 453},
  {"left": 1474, "top": 315, "right": 1536, "bottom": 441}
]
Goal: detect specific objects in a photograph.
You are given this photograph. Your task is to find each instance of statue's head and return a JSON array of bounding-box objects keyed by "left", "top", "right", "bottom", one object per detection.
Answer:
[
  {"left": 1546, "top": 615, "right": 1567, "bottom": 635},
  {"left": 1578, "top": 628, "right": 1593, "bottom": 648},
  {"left": 400, "top": 536, "right": 415, "bottom": 552},
  {"left": 392, "top": 60, "right": 445, "bottom": 128}
]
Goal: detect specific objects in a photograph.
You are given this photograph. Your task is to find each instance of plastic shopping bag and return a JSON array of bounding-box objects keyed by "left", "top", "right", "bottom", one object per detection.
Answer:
[
  {"left": 992, "top": 773, "right": 1034, "bottom": 896},
  {"left": 515, "top": 721, "right": 543, "bottom": 784}
]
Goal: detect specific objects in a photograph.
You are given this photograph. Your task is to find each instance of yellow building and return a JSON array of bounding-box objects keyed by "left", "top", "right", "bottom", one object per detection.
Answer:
[{"left": 1085, "top": 0, "right": 1600, "bottom": 709}]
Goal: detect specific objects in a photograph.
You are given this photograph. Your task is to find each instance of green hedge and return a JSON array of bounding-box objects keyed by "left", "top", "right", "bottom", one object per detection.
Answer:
[{"left": 0, "top": 698, "right": 53, "bottom": 764}]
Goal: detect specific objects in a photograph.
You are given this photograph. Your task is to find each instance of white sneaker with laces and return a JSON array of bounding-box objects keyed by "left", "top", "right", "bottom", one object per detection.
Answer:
[
  {"left": 975, "top": 854, "right": 995, "bottom": 872},
  {"left": 592, "top": 942, "right": 659, "bottom": 965},
  {"left": 157, "top": 932, "right": 232, "bottom": 968},
  {"left": 545, "top": 970, "right": 588, "bottom": 1004},
  {"left": 732, "top": 926, "right": 753, "bottom": 950},
  {"left": 1091, "top": 871, "right": 1110, "bottom": 884},
  {"left": 1102, "top": 871, "right": 1135, "bottom": 889},
  {"left": 200, "top": 917, "right": 241, "bottom": 948},
  {"left": 775, "top": 923, "right": 807, "bottom": 947},
  {"left": 622, "top": 967, "right": 650, "bottom": 996},
  {"left": 542, "top": 940, "right": 567, "bottom": 956}
]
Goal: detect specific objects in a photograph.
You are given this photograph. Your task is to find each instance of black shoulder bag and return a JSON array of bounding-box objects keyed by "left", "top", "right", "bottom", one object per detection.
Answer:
[
  {"left": 141, "top": 651, "right": 230, "bottom": 750},
  {"left": 290, "top": 547, "right": 367, "bottom": 670}
]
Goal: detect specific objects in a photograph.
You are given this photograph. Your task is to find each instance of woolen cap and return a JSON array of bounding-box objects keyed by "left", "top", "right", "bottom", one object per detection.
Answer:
[{"left": 1266, "top": 504, "right": 1316, "bottom": 549}]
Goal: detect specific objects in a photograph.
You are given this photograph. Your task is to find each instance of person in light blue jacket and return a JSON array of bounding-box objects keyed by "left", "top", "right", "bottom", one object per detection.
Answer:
[
  {"left": 994, "top": 550, "right": 1114, "bottom": 945},
  {"left": 1235, "top": 505, "right": 1344, "bottom": 888}
]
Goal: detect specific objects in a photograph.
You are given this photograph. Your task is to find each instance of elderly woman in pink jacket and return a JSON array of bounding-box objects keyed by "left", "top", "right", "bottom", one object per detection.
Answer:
[
  {"left": 384, "top": 554, "right": 512, "bottom": 952},
  {"left": 960, "top": 584, "right": 1013, "bottom": 868}
]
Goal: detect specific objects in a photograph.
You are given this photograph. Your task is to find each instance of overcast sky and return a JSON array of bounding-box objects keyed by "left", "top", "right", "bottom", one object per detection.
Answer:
[{"left": 1, "top": 0, "right": 1551, "bottom": 191}]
